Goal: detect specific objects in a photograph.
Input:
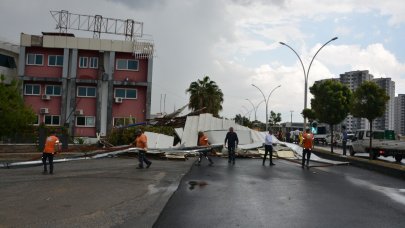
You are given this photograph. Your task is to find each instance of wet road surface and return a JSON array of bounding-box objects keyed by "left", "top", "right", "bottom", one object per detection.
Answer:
[
  {"left": 0, "top": 158, "right": 194, "bottom": 227},
  {"left": 154, "top": 157, "right": 405, "bottom": 228}
]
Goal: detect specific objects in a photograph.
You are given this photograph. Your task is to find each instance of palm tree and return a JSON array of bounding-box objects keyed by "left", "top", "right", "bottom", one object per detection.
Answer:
[{"left": 186, "top": 76, "right": 224, "bottom": 117}]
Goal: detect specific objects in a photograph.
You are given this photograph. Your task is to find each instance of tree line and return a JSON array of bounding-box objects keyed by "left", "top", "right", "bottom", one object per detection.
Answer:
[
  {"left": 1, "top": 73, "right": 389, "bottom": 151},
  {"left": 304, "top": 80, "right": 389, "bottom": 153}
]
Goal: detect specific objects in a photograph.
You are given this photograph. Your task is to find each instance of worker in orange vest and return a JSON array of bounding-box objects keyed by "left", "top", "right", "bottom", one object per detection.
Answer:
[
  {"left": 197, "top": 131, "right": 214, "bottom": 166},
  {"left": 42, "top": 130, "right": 60, "bottom": 174},
  {"left": 302, "top": 128, "right": 314, "bottom": 168},
  {"left": 134, "top": 129, "right": 152, "bottom": 169}
]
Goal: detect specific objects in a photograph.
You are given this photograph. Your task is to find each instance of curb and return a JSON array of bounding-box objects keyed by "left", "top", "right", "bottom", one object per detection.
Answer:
[{"left": 313, "top": 147, "right": 405, "bottom": 180}]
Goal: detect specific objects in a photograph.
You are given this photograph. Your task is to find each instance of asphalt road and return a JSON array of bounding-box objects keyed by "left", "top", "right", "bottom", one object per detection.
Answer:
[
  {"left": 0, "top": 157, "right": 194, "bottom": 228},
  {"left": 154, "top": 157, "right": 405, "bottom": 228}
]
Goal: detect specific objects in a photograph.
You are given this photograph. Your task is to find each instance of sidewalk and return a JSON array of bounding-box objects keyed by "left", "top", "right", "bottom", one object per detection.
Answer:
[{"left": 0, "top": 157, "right": 195, "bottom": 227}]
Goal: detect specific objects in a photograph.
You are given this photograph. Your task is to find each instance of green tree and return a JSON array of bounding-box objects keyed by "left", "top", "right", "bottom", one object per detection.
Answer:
[
  {"left": 350, "top": 81, "right": 389, "bottom": 157},
  {"left": 235, "top": 114, "right": 252, "bottom": 128},
  {"left": 186, "top": 76, "right": 224, "bottom": 117},
  {"left": 301, "top": 108, "right": 316, "bottom": 123},
  {"left": 0, "top": 77, "right": 36, "bottom": 139},
  {"left": 268, "top": 110, "right": 282, "bottom": 126},
  {"left": 310, "top": 80, "right": 352, "bottom": 153}
]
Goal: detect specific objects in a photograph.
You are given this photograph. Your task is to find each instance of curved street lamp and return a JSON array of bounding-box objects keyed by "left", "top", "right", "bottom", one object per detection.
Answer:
[
  {"left": 242, "top": 105, "right": 252, "bottom": 121},
  {"left": 245, "top": 98, "right": 264, "bottom": 121},
  {"left": 251, "top": 84, "right": 282, "bottom": 131},
  {"left": 279, "top": 37, "right": 338, "bottom": 130}
]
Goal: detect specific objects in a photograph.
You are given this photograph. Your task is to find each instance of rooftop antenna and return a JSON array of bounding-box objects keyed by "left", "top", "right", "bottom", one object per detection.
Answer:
[
  {"left": 50, "top": 10, "right": 143, "bottom": 40},
  {"left": 50, "top": 10, "right": 155, "bottom": 58}
]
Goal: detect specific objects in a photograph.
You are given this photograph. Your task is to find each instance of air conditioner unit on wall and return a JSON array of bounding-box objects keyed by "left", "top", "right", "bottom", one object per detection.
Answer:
[
  {"left": 42, "top": 94, "right": 51, "bottom": 100},
  {"left": 75, "top": 109, "right": 84, "bottom": 116},
  {"left": 40, "top": 108, "right": 49, "bottom": 114},
  {"left": 115, "top": 97, "right": 123, "bottom": 103}
]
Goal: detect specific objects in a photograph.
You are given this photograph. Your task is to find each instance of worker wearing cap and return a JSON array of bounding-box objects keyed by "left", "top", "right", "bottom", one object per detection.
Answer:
[
  {"left": 302, "top": 128, "right": 314, "bottom": 168},
  {"left": 42, "top": 130, "right": 60, "bottom": 174},
  {"left": 134, "top": 129, "right": 152, "bottom": 169}
]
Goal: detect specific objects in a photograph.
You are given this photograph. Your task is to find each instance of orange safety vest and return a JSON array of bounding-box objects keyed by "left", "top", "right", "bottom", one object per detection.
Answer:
[
  {"left": 198, "top": 135, "right": 209, "bottom": 146},
  {"left": 302, "top": 133, "right": 314, "bottom": 149},
  {"left": 43, "top": 135, "right": 60, "bottom": 154},
  {"left": 135, "top": 134, "right": 148, "bottom": 149}
]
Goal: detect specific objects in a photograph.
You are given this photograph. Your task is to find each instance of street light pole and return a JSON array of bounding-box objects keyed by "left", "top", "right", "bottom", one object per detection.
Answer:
[
  {"left": 245, "top": 98, "right": 264, "bottom": 121},
  {"left": 279, "top": 37, "right": 338, "bottom": 130},
  {"left": 290, "top": 110, "right": 294, "bottom": 124},
  {"left": 252, "top": 84, "right": 282, "bottom": 132},
  {"left": 242, "top": 105, "right": 252, "bottom": 121}
]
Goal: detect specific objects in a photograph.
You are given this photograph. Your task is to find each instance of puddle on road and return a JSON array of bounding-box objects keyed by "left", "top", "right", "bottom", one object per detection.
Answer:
[{"left": 188, "top": 180, "right": 208, "bottom": 190}]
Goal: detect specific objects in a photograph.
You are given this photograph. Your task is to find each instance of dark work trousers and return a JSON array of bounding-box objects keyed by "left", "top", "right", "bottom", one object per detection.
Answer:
[
  {"left": 263, "top": 145, "right": 273, "bottom": 165},
  {"left": 302, "top": 148, "right": 312, "bottom": 167},
  {"left": 42, "top": 153, "right": 54, "bottom": 173},
  {"left": 228, "top": 146, "right": 236, "bottom": 164},
  {"left": 138, "top": 150, "right": 151, "bottom": 168},
  {"left": 342, "top": 140, "right": 347, "bottom": 155},
  {"left": 198, "top": 150, "right": 213, "bottom": 165}
]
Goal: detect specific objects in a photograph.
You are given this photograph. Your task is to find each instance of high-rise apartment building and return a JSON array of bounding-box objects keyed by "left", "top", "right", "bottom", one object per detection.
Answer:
[
  {"left": 395, "top": 95, "right": 405, "bottom": 135},
  {"left": 372, "top": 78, "right": 395, "bottom": 130},
  {"left": 339, "top": 70, "right": 373, "bottom": 132}
]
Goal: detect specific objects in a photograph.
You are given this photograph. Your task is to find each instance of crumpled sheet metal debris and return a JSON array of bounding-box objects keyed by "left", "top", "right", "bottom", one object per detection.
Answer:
[
  {"left": 145, "top": 132, "right": 174, "bottom": 149},
  {"left": 283, "top": 142, "right": 349, "bottom": 165}
]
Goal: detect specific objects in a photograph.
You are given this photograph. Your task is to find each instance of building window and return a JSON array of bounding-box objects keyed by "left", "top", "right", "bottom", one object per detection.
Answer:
[
  {"left": 26, "top": 54, "right": 43, "bottom": 65},
  {"left": 113, "top": 117, "right": 136, "bottom": 127},
  {"left": 77, "top": 86, "right": 96, "bottom": 97},
  {"left": 114, "top": 88, "right": 137, "bottom": 99},
  {"left": 48, "top": 55, "right": 63, "bottom": 66},
  {"left": 116, "top": 59, "right": 139, "bottom": 71},
  {"left": 24, "top": 84, "right": 41, "bottom": 95},
  {"left": 45, "top": 85, "right": 61, "bottom": 96},
  {"left": 44, "top": 115, "right": 60, "bottom": 126},
  {"left": 89, "top": 57, "right": 98, "bottom": 69},
  {"left": 76, "top": 116, "right": 95, "bottom": 127},
  {"left": 79, "top": 57, "right": 88, "bottom": 68}
]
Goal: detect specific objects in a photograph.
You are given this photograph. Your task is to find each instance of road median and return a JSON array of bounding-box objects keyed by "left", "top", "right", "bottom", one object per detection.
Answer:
[{"left": 313, "top": 146, "right": 405, "bottom": 180}]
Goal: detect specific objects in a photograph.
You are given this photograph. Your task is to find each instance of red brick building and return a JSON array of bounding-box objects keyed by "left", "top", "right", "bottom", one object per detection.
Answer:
[{"left": 18, "top": 33, "right": 153, "bottom": 137}]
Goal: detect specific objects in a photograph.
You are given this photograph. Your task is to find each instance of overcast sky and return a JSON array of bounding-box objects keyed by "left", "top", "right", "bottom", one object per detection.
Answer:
[{"left": 2, "top": 0, "right": 405, "bottom": 123}]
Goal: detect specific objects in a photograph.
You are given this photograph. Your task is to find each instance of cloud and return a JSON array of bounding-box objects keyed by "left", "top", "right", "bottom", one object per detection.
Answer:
[
  {"left": 2, "top": 0, "right": 405, "bottom": 123},
  {"left": 106, "top": 0, "right": 166, "bottom": 9}
]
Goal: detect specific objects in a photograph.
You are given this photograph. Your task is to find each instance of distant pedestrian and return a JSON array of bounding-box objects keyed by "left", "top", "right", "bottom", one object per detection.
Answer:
[
  {"left": 302, "top": 128, "right": 314, "bottom": 168},
  {"left": 289, "top": 129, "right": 294, "bottom": 143},
  {"left": 277, "top": 130, "right": 283, "bottom": 141},
  {"left": 42, "top": 130, "right": 60, "bottom": 174},
  {"left": 224, "top": 127, "right": 239, "bottom": 165},
  {"left": 342, "top": 126, "right": 348, "bottom": 156},
  {"left": 263, "top": 130, "right": 275, "bottom": 166},
  {"left": 286, "top": 131, "right": 291, "bottom": 143},
  {"left": 294, "top": 129, "right": 300, "bottom": 143},
  {"left": 134, "top": 129, "right": 152, "bottom": 169},
  {"left": 197, "top": 131, "right": 214, "bottom": 166}
]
